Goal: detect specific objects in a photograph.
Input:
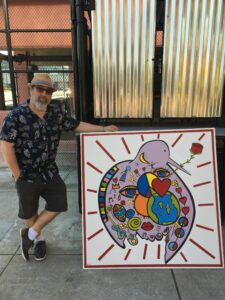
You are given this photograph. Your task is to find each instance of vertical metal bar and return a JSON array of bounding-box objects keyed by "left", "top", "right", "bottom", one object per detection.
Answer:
[
  {"left": 71, "top": 0, "right": 90, "bottom": 214},
  {"left": 71, "top": 0, "right": 83, "bottom": 214},
  {"left": 3, "top": 0, "right": 17, "bottom": 107},
  {"left": 0, "top": 64, "right": 6, "bottom": 110},
  {"left": 221, "top": 80, "right": 225, "bottom": 119},
  {"left": 153, "top": 0, "right": 165, "bottom": 122},
  {"left": 71, "top": 0, "right": 80, "bottom": 119},
  {"left": 76, "top": 0, "right": 88, "bottom": 121}
]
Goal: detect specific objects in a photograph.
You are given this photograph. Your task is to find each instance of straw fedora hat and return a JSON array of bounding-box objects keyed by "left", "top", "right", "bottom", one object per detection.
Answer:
[{"left": 28, "top": 74, "right": 56, "bottom": 92}]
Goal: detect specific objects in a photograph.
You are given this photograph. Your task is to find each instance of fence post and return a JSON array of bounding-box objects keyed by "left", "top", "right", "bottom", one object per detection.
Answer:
[{"left": 2, "top": 0, "right": 17, "bottom": 107}]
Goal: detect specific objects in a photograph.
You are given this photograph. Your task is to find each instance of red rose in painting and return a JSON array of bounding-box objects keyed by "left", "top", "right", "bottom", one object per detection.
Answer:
[{"left": 190, "top": 143, "right": 203, "bottom": 155}]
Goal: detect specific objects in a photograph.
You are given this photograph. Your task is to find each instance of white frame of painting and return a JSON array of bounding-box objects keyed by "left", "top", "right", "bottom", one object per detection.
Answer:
[{"left": 81, "top": 128, "right": 224, "bottom": 269}]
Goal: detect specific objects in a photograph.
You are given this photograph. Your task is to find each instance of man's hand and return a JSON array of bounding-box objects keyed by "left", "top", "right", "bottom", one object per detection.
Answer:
[
  {"left": 103, "top": 125, "right": 118, "bottom": 132},
  {"left": 75, "top": 121, "right": 118, "bottom": 133},
  {"left": 84, "top": 11, "right": 92, "bottom": 30},
  {"left": 1, "top": 141, "right": 21, "bottom": 180},
  {"left": 14, "top": 174, "right": 21, "bottom": 182}
]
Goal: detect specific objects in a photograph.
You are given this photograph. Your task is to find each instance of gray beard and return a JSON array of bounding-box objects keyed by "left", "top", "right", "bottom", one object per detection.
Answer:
[{"left": 31, "top": 98, "right": 48, "bottom": 111}]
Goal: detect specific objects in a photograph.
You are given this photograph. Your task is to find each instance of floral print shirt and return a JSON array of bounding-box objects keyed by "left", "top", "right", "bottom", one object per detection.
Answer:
[{"left": 0, "top": 100, "right": 80, "bottom": 182}]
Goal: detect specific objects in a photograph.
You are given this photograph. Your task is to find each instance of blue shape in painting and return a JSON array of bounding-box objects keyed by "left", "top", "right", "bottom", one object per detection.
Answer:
[{"left": 150, "top": 193, "right": 179, "bottom": 225}]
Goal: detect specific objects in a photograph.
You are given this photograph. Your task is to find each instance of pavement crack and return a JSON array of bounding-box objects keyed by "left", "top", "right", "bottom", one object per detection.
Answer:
[
  {"left": 171, "top": 269, "right": 182, "bottom": 300},
  {"left": 0, "top": 244, "right": 20, "bottom": 278}
]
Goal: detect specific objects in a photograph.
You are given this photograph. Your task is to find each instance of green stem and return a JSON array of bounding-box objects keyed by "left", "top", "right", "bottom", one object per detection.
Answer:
[{"left": 174, "top": 154, "right": 195, "bottom": 173}]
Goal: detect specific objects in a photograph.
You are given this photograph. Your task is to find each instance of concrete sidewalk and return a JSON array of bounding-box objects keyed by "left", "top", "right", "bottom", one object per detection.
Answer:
[{"left": 0, "top": 165, "right": 225, "bottom": 300}]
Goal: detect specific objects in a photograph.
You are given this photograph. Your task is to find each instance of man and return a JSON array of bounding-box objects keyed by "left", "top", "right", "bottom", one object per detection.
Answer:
[{"left": 0, "top": 74, "right": 118, "bottom": 262}]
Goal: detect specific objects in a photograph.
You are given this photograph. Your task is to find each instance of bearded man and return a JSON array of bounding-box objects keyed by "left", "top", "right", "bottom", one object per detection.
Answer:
[{"left": 0, "top": 74, "right": 118, "bottom": 262}]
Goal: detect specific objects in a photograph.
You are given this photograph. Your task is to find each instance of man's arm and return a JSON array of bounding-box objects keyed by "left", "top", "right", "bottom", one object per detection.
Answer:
[
  {"left": 75, "top": 121, "right": 118, "bottom": 133},
  {"left": 84, "top": 11, "right": 92, "bottom": 30},
  {"left": 1, "top": 141, "right": 20, "bottom": 180}
]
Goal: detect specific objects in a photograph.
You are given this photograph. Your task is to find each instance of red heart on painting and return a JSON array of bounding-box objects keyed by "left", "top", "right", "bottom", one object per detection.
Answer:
[
  {"left": 179, "top": 197, "right": 187, "bottom": 205},
  {"left": 176, "top": 187, "right": 182, "bottom": 194},
  {"left": 142, "top": 167, "right": 146, "bottom": 171},
  {"left": 152, "top": 178, "right": 171, "bottom": 197},
  {"left": 112, "top": 177, "right": 118, "bottom": 183},
  {"left": 182, "top": 207, "right": 190, "bottom": 215}
]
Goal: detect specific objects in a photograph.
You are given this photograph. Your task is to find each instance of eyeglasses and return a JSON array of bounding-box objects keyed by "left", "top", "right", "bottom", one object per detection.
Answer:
[{"left": 33, "top": 86, "right": 53, "bottom": 95}]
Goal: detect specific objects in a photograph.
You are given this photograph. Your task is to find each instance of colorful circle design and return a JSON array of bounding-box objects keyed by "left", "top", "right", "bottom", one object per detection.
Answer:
[
  {"left": 126, "top": 209, "right": 135, "bottom": 219},
  {"left": 137, "top": 173, "right": 157, "bottom": 197},
  {"left": 175, "top": 227, "right": 185, "bottom": 238},
  {"left": 168, "top": 241, "right": 178, "bottom": 251},
  {"left": 178, "top": 216, "right": 189, "bottom": 227}
]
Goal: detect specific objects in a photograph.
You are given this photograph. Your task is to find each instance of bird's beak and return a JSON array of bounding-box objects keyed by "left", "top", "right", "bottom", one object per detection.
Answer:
[{"left": 167, "top": 157, "right": 191, "bottom": 175}]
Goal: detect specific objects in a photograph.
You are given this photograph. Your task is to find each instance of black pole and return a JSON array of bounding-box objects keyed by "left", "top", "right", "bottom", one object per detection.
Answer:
[
  {"left": 71, "top": 0, "right": 88, "bottom": 121},
  {"left": 71, "top": 1, "right": 95, "bottom": 213},
  {"left": 152, "top": 0, "right": 165, "bottom": 124},
  {"left": 3, "top": 0, "right": 17, "bottom": 107},
  {"left": 71, "top": 0, "right": 80, "bottom": 119},
  {"left": 71, "top": 0, "right": 87, "bottom": 214},
  {"left": 0, "top": 64, "right": 6, "bottom": 110},
  {"left": 75, "top": 0, "right": 88, "bottom": 121}
]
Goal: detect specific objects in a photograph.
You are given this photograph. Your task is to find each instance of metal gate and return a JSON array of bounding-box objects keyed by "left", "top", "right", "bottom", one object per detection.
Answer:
[
  {"left": 1, "top": 0, "right": 225, "bottom": 122},
  {"left": 90, "top": 0, "right": 225, "bottom": 120},
  {"left": 91, "top": 0, "right": 156, "bottom": 118},
  {"left": 161, "top": 0, "right": 225, "bottom": 118}
]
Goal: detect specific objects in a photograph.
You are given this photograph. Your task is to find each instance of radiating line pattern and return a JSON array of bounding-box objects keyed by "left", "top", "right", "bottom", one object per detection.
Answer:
[
  {"left": 98, "top": 244, "right": 115, "bottom": 261},
  {"left": 96, "top": 140, "right": 116, "bottom": 161},
  {"left": 87, "top": 228, "right": 104, "bottom": 240},
  {"left": 196, "top": 161, "right": 211, "bottom": 168},
  {"left": 161, "top": 0, "right": 225, "bottom": 117},
  {"left": 180, "top": 252, "right": 188, "bottom": 262},
  {"left": 91, "top": 0, "right": 156, "bottom": 118},
  {"left": 189, "top": 238, "right": 215, "bottom": 259},
  {"left": 196, "top": 224, "right": 214, "bottom": 232},
  {"left": 124, "top": 249, "right": 132, "bottom": 260},
  {"left": 171, "top": 133, "right": 183, "bottom": 147},
  {"left": 198, "top": 203, "right": 214, "bottom": 207},
  {"left": 86, "top": 162, "right": 103, "bottom": 174}
]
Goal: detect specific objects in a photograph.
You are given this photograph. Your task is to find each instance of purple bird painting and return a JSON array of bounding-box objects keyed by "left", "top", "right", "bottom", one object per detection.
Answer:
[
  {"left": 82, "top": 129, "right": 224, "bottom": 269},
  {"left": 98, "top": 140, "right": 196, "bottom": 263}
]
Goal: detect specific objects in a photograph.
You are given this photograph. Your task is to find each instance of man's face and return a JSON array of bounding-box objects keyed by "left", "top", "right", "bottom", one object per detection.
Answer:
[{"left": 30, "top": 86, "right": 53, "bottom": 111}]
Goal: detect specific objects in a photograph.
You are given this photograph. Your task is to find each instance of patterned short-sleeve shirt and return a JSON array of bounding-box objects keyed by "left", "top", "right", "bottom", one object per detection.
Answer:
[{"left": 0, "top": 100, "right": 80, "bottom": 182}]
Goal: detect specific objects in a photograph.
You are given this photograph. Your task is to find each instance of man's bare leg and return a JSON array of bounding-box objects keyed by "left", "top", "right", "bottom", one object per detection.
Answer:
[
  {"left": 21, "top": 210, "right": 60, "bottom": 261},
  {"left": 24, "top": 214, "right": 38, "bottom": 228},
  {"left": 31, "top": 210, "right": 60, "bottom": 234}
]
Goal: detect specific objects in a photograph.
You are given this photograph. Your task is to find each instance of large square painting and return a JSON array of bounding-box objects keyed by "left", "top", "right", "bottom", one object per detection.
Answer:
[{"left": 81, "top": 128, "right": 224, "bottom": 268}]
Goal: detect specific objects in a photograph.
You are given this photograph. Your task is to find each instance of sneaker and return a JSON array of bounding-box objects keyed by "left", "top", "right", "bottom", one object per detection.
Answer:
[
  {"left": 34, "top": 241, "right": 46, "bottom": 261},
  {"left": 20, "top": 228, "right": 34, "bottom": 261}
]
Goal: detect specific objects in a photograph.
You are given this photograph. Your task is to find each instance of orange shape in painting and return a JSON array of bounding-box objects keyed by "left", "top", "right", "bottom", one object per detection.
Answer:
[{"left": 134, "top": 194, "right": 148, "bottom": 217}]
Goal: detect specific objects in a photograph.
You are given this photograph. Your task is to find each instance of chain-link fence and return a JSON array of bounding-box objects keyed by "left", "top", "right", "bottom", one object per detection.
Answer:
[
  {"left": 0, "top": 0, "right": 77, "bottom": 170},
  {"left": 0, "top": 0, "right": 74, "bottom": 108}
]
